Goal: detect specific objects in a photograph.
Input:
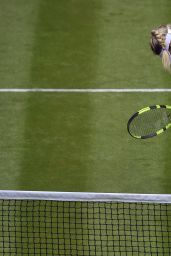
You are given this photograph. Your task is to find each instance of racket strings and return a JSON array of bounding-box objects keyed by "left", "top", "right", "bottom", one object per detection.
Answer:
[{"left": 129, "top": 108, "right": 170, "bottom": 137}]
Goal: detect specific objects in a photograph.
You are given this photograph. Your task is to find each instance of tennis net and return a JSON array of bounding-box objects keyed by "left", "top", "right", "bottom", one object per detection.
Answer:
[{"left": 0, "top": 191, "right": 171, "bottom": 255}]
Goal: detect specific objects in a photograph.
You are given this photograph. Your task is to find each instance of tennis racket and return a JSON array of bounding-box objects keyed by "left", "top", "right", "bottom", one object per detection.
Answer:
[{"left": 127, "top": 105, "right": 171, "bottom": 139}]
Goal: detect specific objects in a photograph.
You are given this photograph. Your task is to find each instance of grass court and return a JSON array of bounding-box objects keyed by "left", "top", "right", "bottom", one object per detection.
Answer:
[{"left": 0, "top": 0, "right": 171, "bottom": 194}]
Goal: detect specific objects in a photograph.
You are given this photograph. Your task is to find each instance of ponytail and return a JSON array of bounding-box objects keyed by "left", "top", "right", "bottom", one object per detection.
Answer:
[
  {"left": 161, "top": 49, "right": 171, "bottom": 72},
  {"left": 150, "top": 24, "right": 171, "bottom": 73}
]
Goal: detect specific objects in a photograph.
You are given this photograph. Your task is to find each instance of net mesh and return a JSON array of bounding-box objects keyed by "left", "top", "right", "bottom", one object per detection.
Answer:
[{"left": 0, "top": 198, "right": 171, "bottom": 255}]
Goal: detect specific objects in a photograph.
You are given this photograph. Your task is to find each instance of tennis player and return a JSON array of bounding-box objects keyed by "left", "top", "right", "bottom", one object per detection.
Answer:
[{"left": 150, "top": 24, "right": 171, "bottom": 72}]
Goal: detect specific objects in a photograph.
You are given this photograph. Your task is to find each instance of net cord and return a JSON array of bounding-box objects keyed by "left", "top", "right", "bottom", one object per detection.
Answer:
[{"left": 0, "top": 190, "right": 170, "bottom": 203}]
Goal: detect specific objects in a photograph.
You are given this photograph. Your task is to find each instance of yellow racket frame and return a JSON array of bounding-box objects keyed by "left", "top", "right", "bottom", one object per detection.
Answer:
[{"left": 127, "top": 105, "right": 171, "bottom": 139}]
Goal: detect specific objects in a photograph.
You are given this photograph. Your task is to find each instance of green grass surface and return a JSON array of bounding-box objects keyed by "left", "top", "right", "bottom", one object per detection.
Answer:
[
  {"left": 0, "top": 92, "right": 171, "bottom": 193},
  {"left": 0, "top": 0, "right": 171, "bottom": 88},
  {"left": 0, "top": 0, "right": 171, "bottom": 194},
  {"left": 0, "top": 1, "right": 171, "bottom": 255}
]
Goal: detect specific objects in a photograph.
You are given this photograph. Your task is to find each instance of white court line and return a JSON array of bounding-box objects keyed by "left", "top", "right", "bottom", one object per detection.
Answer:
[{"left": 0, "top": 88, "right": 171, "bottom": 92}]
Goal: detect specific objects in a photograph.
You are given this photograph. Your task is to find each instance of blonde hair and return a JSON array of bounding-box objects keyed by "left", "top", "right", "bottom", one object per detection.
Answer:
[{"left": 150, "top": 24, "right": 171, "bottom": 73}]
